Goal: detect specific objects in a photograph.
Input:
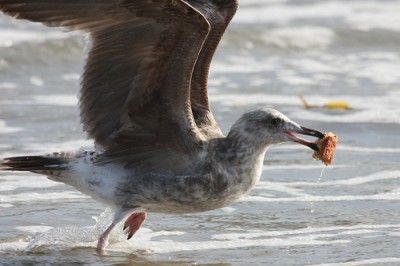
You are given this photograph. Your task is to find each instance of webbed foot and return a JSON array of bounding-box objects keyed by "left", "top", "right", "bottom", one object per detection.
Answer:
[{"left": 123, "top": 212, "right": 147, "bottom": 240}]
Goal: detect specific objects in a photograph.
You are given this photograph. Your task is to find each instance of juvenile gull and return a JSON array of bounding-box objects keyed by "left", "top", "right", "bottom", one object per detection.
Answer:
[{"left": 0, "top": 0, "right": 324, "bottom": 251}]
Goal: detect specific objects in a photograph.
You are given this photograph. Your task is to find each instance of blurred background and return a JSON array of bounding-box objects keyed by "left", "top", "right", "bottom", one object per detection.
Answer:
[{"left": 0, "top": 0, "right": 400, "bottom": 265}]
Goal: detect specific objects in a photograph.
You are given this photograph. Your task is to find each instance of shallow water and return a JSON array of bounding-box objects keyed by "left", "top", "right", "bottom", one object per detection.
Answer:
[{"left": 1, "top": 0, "right": 400, "bottom": 265}]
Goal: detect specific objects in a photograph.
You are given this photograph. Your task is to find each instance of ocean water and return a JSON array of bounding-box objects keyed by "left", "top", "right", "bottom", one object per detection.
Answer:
[{"left": 1, "top": 1, "right": 400, "bottom": 265}]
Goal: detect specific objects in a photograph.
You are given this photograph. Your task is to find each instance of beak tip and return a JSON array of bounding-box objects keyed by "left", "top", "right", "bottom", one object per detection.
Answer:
[
  {"left": 288, "top": 126, "right": 324, "bottom": 151},
  {"left": 300, "top": 126, "right": 325, "bottom": 139},
  {"left": 310, "top": 143, "right": 319, "bottom": 151}
]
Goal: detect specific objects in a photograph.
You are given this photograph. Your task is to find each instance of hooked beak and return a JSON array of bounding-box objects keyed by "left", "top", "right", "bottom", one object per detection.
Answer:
[{"left": 286, "top": 126, "right": 324, "bottom": 151}]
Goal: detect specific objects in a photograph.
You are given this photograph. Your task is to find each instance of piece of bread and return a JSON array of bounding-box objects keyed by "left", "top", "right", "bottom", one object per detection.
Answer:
[{"left": 313, "top": 132, "right": 337, "bottom": 165}]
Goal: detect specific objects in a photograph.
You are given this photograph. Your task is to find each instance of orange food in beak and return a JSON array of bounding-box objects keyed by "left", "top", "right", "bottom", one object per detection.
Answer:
[{"left": 313, "top": 132, "right": 337, "bottom": 165}]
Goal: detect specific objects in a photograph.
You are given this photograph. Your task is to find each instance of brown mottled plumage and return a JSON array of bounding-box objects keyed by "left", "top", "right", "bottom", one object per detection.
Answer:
[{"left": 0, "top": 0, "right": 237, "bottom": 160}]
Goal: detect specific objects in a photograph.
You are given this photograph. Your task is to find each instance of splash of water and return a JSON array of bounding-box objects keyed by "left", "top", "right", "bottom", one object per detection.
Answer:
[{"left": 25, "top": 208, "right": 116, "bottom": 252}]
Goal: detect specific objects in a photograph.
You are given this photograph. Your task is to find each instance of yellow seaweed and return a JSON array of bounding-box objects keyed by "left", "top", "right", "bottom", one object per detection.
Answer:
[
  {"left": 299, "top": 95, "right": 351, "bottom": 110},
  {"left": 323, "top": 101, "right": 351, "bottom": 110}
]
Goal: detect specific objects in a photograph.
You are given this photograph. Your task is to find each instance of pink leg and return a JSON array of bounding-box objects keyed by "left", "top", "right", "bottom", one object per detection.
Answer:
[
  {"left": 123, "top": 212, "right": 147, "bottom": 240},
  {"left": 97, "top": 222, "right": 117, "bottom": 252},
  {"left": 96, "top": 209, "right": 130, "bottom": 253}
]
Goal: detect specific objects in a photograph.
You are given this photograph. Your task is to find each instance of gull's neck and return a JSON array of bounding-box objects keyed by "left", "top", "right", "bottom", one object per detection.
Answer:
[
  {"left": 206, "top": 129, "right": 270, "bottom": 201},
  {"left": 212, "top": 129, "right": 270, "bottom": 167}
]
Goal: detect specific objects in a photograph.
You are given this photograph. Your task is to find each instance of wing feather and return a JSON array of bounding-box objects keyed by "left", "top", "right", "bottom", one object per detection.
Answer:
[
  {"left": 188, "top": 0, "right": 238, "bottom": 137},
  {"left": 0, "top": 0, "right": 211, "bottom": 155}
]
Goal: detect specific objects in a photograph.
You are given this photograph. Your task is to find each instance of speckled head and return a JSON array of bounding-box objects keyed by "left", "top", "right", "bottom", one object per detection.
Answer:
[{"left": 228, "top": 108, "right": 324, "bottom": 150}]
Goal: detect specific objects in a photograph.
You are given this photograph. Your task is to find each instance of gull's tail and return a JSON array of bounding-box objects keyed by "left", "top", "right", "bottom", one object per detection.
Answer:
[{"left": 0, "top": 155, "right": 69, "bottom": 172}]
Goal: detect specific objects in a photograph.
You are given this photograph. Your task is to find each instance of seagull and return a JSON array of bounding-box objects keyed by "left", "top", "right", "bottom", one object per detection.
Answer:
[{"left": 0, "top": 0, "right": 325, "bottom": 252}]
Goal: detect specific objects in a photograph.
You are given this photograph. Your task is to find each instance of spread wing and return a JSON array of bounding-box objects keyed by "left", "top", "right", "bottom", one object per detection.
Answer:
[
  {"left": 0, "top": 0, "right": 211, "bottom": 159},
  {"left": 188, "top": 0, "right": 238, "bottom": 137}
]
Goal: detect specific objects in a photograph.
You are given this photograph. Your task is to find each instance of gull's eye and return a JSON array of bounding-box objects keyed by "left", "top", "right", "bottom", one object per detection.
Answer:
[{"left": 271, "top": 118, "right": 280, "bottom": 126}]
